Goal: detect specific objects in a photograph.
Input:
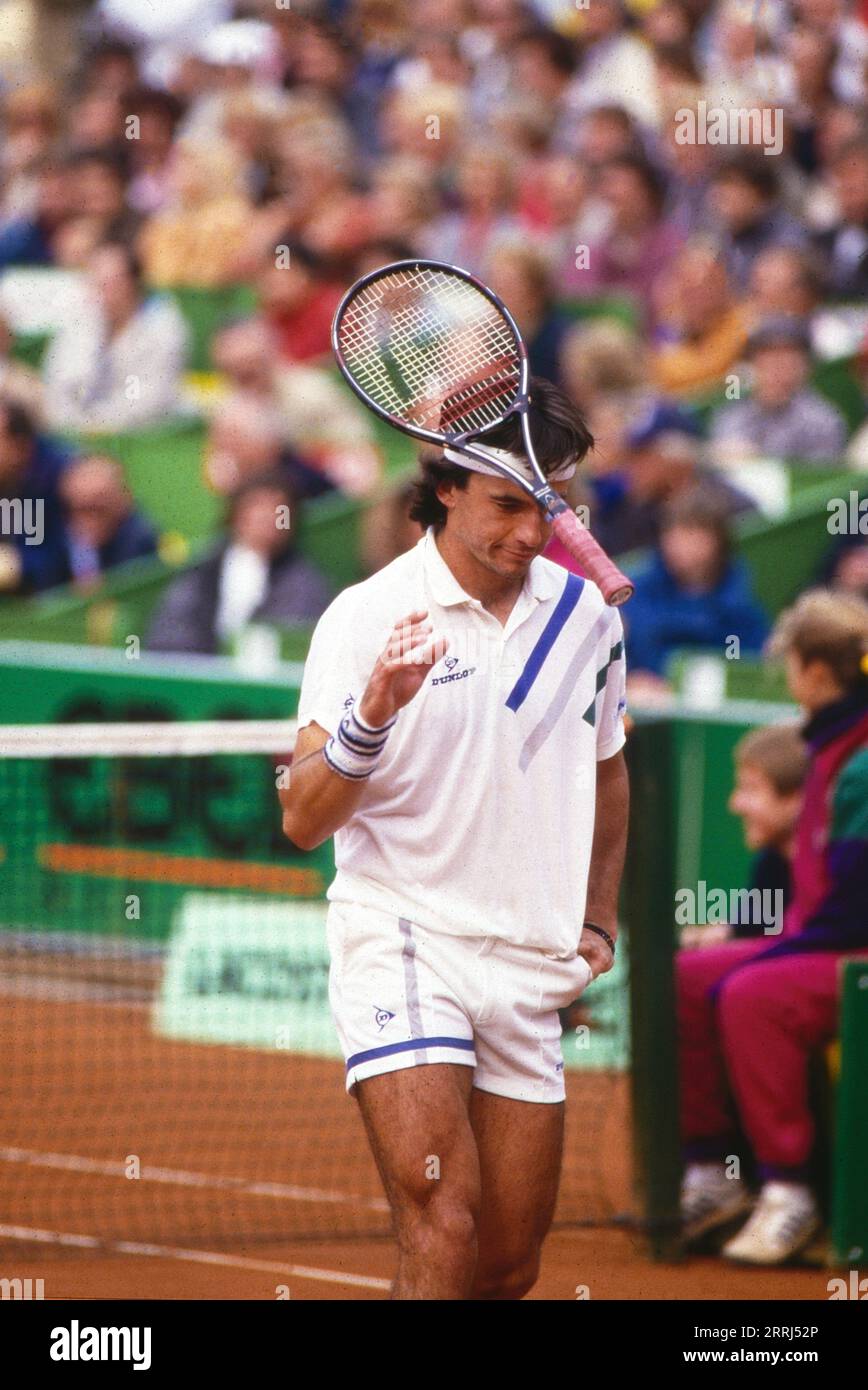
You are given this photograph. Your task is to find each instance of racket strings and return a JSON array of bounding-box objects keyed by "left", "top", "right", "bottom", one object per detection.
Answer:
[{"left": 337, "top": 265, "right": 520, "bottom": 435}]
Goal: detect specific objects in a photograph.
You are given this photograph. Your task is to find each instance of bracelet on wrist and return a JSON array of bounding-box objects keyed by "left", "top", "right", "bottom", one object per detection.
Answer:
[
  {"left": 323, "top": 704, "right": 397, "bottom": 781},
  {"left": 583, "top": 921, "right": 616, "bottom": 956}
]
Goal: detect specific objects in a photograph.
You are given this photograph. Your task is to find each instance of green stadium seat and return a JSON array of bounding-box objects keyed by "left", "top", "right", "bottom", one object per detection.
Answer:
[
  {"left": 63, "top": 418, "right": 220, "bottom": 543},
  {"left": 559, "top": 295, "right": 642, "bottom": 333},
  {"left": 166, "top": 285, "right": 258, "bottom": 373},
  {"left": 0, "top": 553, "right": 180, "bottom": 648},
  {"left": 811, "top": 355, "right": 865, "bottom": 435},
  {"left": 10, "top": 329, "right": 52, "bottom": 371}
]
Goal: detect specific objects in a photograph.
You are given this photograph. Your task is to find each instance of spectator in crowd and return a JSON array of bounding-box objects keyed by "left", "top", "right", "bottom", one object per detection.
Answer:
[
  {"left": 522, "top": 153, "right": 609, "bottom": 283},
  {"left": 147, "top": 472, "right": 333, "bottom": 654},
  {"left": 561, "top": 0, "right": 660, "bottom": 131},
  {"left": 68, "top": 85, "right": 127, "bottom": 151},
  {"left": 380, "top": 80, "right": 466, "bottom": 177},
  {"left": 0, "top": 157, "right": 70, "bottom": 269},
  {"left": 703, "top": 0, "right": 793, "bottom": 111},
  {"left": 361, "top": 477, "right": 425, "bottom": 575},
  {"left": 592, "top": 401, "right": 757, "bottom": 557},
  {"left": 708, "top": 155, "right": 807, "bottom": 292},
  {"left": 69, "top": 146, "right": 140, "bottom": 247},
  {"left": 792, "top": 0, "right": 868, "bottom": 105},
  {"left": 0, "top": 81, "right": 61, "bottom": 225},
  {"left": 125, "top": 87, "right": 186, "bottom": 216},
  {"left": 204, "top": 393, "right": 334, "bottom": 503},
  {"left": 77, "top": 34, "right": 140, "bottom": 96},
  {"left": 652, "top": 240, "right": 750, "bottom": 398},
  {"left": 709, "top": 317, "right": 848, "bottom": 464},
  {"left": 0, "top": 400, "right": 72, "bottom": 594},
  {"left": 661, "top": 112, "right": 717, "bottom": 239},
  {"left": 210, "top": 317, "right": 381, "bottom": 496},
  {"left": 42, "top": 241, "right": 189, "bottom": 433},
  {"left": 233, "top": 114, "right": 373, "bottom": 276},
  {"left": 366, "top": 156, "right": 439, "bottom": 249},
  {"left": 814, "top": 135, "right": 868, "bottom": 299},
  {"left": 486, "top": 241, "right": 578, "bottom": 388},
  {"left": 419, "top": 142, "right": 523, "bottom": 277},
  {"left": 560, "top": 317, "right": 649, "bottom": 422},
  {"left": 677, "top": 590, "right": 868, "bottom": 1264},
  {"left": 0, "top": 310, "right": 45, "bottom": 421},
  {"left": 256, "top": 240, "right": 345, "bottom": 366},
  {"left": 512, "top": 26, "right": 577, "bottom": 125},
  {"left": 784, "top": 25, "right": 839, "bottom": 176},
  {"left": 60, "top": 453, "right": 158, "bottom": 586},
  {"left": 746, "top": 246, "right": 824, "bottom": 335},
  {"left": 818, "top": 531, "right": 868, "bottom": 600},
  {"left": 680, "top": 723, "right": 809, "bottom": 950},
  {"left": 623, "top": 490, "right": 769, "bottom": 693},
  {"left": 562, "top": 155, "right": 683, "bottom": 323},
  {"left": 138, "top": 137, "right": 251, "bottom": 287}
]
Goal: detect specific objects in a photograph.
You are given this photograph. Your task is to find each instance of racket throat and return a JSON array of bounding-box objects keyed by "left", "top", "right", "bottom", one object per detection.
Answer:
[{"left": 533, "top": 486, "right": 568, "bottom": 520}]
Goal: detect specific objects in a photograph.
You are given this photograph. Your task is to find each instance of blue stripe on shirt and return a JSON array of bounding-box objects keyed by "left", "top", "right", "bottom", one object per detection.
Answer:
[{"left": 506, "top": 572, "right": 585, "bottom": 712}]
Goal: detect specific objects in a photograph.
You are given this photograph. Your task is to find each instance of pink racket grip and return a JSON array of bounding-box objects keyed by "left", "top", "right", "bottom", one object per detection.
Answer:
[{"left": 550, "top": 509, "right": 634, "bottom": 606}]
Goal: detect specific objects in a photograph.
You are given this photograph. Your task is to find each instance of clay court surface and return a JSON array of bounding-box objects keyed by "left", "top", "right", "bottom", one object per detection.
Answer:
[{"left": 0, "top": 979, "right": 830, "bottom": 1301}]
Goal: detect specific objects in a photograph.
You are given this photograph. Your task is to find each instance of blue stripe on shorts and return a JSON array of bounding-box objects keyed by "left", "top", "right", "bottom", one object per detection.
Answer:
[{"left": 346, "top": 1036, "right": 475, "bottom": 1071}]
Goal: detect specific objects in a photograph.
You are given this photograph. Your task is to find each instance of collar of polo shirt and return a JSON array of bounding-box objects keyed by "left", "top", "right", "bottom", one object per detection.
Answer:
[{"left": 421, "top": 527, "right": 562, "bottom": 608}]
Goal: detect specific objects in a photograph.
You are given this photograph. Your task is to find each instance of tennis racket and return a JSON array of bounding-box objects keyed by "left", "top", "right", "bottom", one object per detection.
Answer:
[{"left": 332, "top": 258, "right": 633, "bottom": 605}]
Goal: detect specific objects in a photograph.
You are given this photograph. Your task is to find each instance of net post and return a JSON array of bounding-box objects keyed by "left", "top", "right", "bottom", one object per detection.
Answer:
[{"left": 624, "top": 717, "right": 683, "bottom": 1261}]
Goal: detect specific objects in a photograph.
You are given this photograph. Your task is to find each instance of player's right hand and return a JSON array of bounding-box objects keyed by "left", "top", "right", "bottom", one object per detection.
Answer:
[{"left": 358, "top": 610, "right": 448, "bottom": 726}]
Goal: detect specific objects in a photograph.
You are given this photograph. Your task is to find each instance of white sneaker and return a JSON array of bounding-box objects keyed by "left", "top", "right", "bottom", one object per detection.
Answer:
[
  {"left": 722, "top": 1182, "right": 821, "bottom": 1265},
  {"left": 680, "top": 1163, "right": 754, "bottom": 1243}
]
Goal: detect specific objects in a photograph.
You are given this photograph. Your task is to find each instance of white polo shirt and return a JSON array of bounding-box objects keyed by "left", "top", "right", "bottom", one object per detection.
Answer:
[{"left": 296, "top": 527, "right": 627, "bottom": 957}]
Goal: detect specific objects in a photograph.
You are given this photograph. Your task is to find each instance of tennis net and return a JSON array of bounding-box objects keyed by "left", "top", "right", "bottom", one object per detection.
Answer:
[{"left": 0, "top": 721, "right": 628, "bottom": 1258}]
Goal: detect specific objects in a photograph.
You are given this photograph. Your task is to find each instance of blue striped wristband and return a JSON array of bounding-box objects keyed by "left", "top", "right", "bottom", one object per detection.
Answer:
[{"left": 323, "top": 705, "right": 397, "bottom": 780}]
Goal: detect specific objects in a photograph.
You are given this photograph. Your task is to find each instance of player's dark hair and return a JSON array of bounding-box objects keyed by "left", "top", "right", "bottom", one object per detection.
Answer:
[{"left": 408, "top": 377, "right": 593, "bottom": 531}]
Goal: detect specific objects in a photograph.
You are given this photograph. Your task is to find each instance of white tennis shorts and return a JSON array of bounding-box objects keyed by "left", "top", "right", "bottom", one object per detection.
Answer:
[{"left": 325, "top": 901, "right": 594, "bottom": 1103}]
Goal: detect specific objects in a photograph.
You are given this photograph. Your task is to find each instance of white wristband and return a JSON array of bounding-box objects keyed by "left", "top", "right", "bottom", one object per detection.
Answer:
[{"left": 323, "top": 704, "right": 397, "bottom": 780}]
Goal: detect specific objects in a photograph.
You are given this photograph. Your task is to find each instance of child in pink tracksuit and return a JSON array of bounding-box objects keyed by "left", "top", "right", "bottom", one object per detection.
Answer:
[{"left": 677, "top": 590, "right": 868, "bottom": 1264}]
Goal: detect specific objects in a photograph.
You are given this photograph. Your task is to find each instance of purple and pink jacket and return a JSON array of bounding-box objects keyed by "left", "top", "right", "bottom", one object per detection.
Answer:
[{"left": 758, "top": 686, "right": 868, "bottom": 960}]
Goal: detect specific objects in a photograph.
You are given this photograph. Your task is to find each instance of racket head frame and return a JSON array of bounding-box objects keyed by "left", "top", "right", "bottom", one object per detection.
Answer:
[
  {"left": 331, "top": 257, "right": 529, "bottom": 436},
  {"left": 332, "top": 258, "right": 568, "bottom": 519}
]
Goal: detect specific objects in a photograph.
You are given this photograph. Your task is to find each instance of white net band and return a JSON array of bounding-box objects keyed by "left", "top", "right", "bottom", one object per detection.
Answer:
[{"left": 0, "top": 722, "right": 298, "bottom": 759}]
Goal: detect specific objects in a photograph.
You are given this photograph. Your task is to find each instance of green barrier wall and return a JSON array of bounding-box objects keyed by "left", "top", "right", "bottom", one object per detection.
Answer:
[
  {"left": 831, "top": 960, "right": 868, "bottom": 1266},
  {"left": 0, "top": 643, "right": 334, "bottom": 942},
  {"left": 623, "top": 701, "right": 798, "bottom": 1258}
]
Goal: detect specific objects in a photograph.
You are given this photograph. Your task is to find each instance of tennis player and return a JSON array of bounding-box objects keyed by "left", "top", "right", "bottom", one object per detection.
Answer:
[{"left": 281, "top": 378, "right": 629, "bottom": 1299}]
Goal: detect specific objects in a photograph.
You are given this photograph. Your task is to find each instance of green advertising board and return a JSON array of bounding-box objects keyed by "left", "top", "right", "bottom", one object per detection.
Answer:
[{"left": 0, "top": 642, "right": 334, "bottom": 946}]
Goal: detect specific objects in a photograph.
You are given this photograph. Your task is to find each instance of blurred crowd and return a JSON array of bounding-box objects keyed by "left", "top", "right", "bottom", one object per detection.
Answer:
[{"left": 0, "top": 0, "right": 866, "bottom": 667}]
